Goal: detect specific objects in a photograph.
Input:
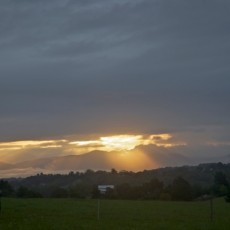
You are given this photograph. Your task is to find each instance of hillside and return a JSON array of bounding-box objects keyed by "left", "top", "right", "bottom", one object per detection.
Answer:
[{"left": 5, "top": 162, "right": 230, "bottom": 198}]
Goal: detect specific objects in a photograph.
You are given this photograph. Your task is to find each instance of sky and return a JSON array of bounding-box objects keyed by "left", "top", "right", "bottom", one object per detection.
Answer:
[{"left": 0, "top": 0, "right": 230, "bottom": 168}]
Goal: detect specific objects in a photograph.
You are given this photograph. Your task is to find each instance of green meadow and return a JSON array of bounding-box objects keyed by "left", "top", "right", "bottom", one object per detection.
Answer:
[{"left": 0, "top": 198, "right": 229, "bottom": 230}]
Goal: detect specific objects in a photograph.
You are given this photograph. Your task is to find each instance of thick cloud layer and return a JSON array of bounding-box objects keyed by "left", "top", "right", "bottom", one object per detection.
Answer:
[{"left": 0, "top": 0, "right": 230, "bottom": 157}]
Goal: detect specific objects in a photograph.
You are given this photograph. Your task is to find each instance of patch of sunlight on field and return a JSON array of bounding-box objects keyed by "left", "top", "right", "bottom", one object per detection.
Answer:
[{"left": 0, "top": 198, "right": 230, "bottom": 230}]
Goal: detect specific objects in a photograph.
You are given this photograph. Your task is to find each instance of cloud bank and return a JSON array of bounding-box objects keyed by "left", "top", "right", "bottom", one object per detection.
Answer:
[{"left": 0, "top": 0, "right": 229, "bottom": 164}]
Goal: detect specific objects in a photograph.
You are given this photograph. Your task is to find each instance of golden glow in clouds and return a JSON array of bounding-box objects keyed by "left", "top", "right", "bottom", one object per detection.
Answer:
[
  {"left": 0, "top": 140, "right": 66, "bottom": 151},
  {"left": 70, "top": 134, "right": 176, "bottom": 152},
  {"left": 0, "top": 134, "right": 179, "bottom": 153},
  {"left": 0, "top": 134, "right": 185, "bottom": 163},
  {"left": 70, "top": 135, "right": 143, "bottom": 151}
]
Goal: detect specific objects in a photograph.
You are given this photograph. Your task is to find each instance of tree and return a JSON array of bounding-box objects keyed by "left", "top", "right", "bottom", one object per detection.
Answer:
[
  {"left": 111, "top": 168, "right": 118, "bottom": 174},
  {"left": 0, "top": 180, "right": 14, "bottom": 197},
  {"left": 225, "top": 189, "right": 230, "bottom": 203},
  {"left": 16, "top": 186, "right": 42, "bottom": 198},
  {"left": 214, "top": 172, "right": 229, "bottom": 187},
  {"left": 51, "top": 187, "right": 68, "bottom": 198},
  {"left": 92, "top": 186, "right": 100, "bottom": 199},
  {"left": 116, "top": 183, "right": 132, "bottom": 199},
  {"left": 213, "top": 172, "right": 229, "bottom": 197},
  {"left": 141, "top": 178, "right": 164, "bottom": 199},
  {"left": 171, "top": 177, "right": 193, "bottom": 201},
  {"left": 104, "top": 187, "right": 116, "bottom": 199},
  {"left": 69, "top": 183, "right": 92, "bottom": 198}
]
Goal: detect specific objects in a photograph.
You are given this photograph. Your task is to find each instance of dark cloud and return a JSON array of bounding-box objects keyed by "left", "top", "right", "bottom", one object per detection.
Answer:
[{"left": 0, "top": 0, "right": 230, "bottom": 158}]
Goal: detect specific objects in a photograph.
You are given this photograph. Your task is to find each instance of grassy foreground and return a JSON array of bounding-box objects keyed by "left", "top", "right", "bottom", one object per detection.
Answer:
[{"left": 0, "top": 198, "right": 229, "bottom": 230}]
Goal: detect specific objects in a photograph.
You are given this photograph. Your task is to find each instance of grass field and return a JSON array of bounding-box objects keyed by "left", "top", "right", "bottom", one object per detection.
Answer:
[{"left": 0, "top": 198, "right": 229, "bottom": 230}]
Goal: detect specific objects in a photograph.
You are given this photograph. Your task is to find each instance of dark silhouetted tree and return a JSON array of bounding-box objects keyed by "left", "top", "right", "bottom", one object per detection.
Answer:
[
  {"left": 213, "top": 171, "right": 229, "bottom": 197},
  {"left": 171, "top": 177, "right": 193, "bottom": 201},
  {"left": 142, "top": 178, "right": 164, "bottom": 199},
  {"left": 0, "top": 180, "right": 14, "bottom": 197},
  {"left": 51, "top": 187, "right": 68, "bottom": 198},
  {"left": 17, "top": 186, "right": 42, "bottom": 198},
  {"left": 116, "top": 183, "right": 132, "bottom": 199}
]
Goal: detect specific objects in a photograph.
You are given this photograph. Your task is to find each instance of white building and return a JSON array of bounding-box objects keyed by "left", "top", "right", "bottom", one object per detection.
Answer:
[{"left": 98, "top": 185, "right": 114, "bottom": 194}]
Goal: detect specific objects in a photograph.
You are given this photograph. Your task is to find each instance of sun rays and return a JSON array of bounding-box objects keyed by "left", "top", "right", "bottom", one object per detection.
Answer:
[{"left": 0, "top": 133, "right": 185, "bottom": 164}]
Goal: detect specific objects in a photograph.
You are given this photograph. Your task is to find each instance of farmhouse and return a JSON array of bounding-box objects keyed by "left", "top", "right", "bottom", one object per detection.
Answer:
[{"left": 98, "top": 185, "right": 114, "bottom": 194}]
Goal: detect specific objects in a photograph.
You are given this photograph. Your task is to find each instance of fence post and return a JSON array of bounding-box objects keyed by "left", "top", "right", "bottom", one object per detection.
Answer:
[
  {"left": 210, "top": 196, "right": 213, "bottom": 222},
  {"left": 0, "top": 190, "right": 2, "bottom": 214},
  {"left": 97, "top": 199, "right": 100, "bottom": 220}
]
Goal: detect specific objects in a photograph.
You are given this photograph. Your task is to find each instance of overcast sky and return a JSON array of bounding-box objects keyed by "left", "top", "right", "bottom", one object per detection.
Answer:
[{"left": 0, "top": 0, "right": 230, "bottom": 161}]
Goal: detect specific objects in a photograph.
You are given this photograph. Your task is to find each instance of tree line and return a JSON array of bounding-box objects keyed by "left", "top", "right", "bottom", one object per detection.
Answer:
[{"left": 1, "top": 163, "right": 230, "bottom": 202}]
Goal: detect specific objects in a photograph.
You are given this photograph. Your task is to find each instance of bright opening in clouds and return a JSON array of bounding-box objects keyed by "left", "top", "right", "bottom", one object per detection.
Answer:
[
  {"left": 69, "top": 134, "right": 180, "bottom": 152},
  {"left": 0, "top": 133, "right": 185, "bottom": 164}
]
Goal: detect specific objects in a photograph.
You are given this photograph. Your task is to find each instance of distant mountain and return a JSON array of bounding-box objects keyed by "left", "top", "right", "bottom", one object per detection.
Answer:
[
  {"left": 0, "top": 145, "right": 229, "bottom": 178},
  {"left": 11, "top": 151, "right": 110, "bottom": 171},
  {"left": 137, "top": 145, "right": 191, "bottom": 167},
  {"left": 0, "top": 161, "right": 12, "bottom": 170},
  {"left": 209, "top": 154, "right": 230, "bottom": 164},
  {"left": 1, "top": 147, "right": 191, "bottom": 172}
]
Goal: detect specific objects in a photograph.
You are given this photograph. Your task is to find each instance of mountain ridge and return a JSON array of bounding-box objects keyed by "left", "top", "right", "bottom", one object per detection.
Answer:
[{"left": 0, "top": 147, "right": 229, "bottom": 178}]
